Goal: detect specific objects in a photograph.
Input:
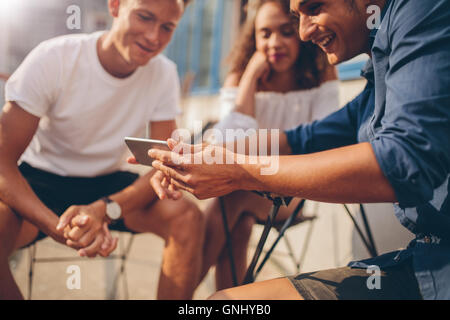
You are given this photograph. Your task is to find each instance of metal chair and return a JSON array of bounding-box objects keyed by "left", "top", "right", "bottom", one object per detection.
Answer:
[
  {"left": 26, "top": 232, "right": 135, "bottom": 300},
  {"left": 219, "top": 194, "right": 317, "bottom": 286},
  {"left": 220, "top": 192, "right": 378, "bottom": 286}
]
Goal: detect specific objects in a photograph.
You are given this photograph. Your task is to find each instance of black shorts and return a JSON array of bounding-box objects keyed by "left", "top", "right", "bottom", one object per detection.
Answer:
[
  {"left": 287, "top": 258, "right": 422, "bottom": 300},
  {"left": 19, "top": 162, "right": 140, "bottom": 246}
]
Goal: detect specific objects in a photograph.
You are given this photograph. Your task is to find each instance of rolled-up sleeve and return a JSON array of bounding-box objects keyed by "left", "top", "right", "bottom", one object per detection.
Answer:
[
  {"left": 369, "top": 0, "right": 450, "bottom": 207},
  {"left": 285, "top": 84, "right": 374, "bottom": 155}
]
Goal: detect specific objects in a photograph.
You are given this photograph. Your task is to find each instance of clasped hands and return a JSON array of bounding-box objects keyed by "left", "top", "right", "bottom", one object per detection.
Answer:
[{"left": 55, "top": 200, "right": 118, "bottom": 258}]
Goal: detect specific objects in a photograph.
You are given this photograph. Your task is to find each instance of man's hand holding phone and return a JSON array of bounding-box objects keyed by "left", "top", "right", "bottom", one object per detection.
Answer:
[{"left": 126, "top": 137, "right": 182, "bottom": 200}]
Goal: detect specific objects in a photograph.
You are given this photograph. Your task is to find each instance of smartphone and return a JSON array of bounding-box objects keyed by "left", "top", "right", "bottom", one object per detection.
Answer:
[{"left": 125, "top": 137, "right": 170, "bottom": 166}]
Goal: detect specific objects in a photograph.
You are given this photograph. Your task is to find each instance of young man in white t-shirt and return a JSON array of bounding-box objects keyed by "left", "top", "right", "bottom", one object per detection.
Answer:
[{"left": 0, "top": 0, "right": 204, "bottom": 300}]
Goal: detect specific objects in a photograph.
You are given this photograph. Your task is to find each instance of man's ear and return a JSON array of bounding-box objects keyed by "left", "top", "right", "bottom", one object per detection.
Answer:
[{"left": 108, "top": 0, "right": 121, "bottom": 18}]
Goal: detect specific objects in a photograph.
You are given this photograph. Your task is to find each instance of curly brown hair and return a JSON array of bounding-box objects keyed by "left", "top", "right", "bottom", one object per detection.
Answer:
[{"left": 227, "top": 0, "right": 329, "bottom": 90}]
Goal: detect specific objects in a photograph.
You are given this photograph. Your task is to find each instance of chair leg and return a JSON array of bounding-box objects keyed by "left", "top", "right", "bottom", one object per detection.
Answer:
[
  {"left": 121, "top": 234, "right": 134, "bottom": 300},
  {"left": 28, "top": 244, "right": 36, "bottom": 300},
  {"left": 359, "top": 204, "right": 378, "bottom": 256},
  {"left": 282, "top": 235, "right": 300, "bottom": 273},
  {"left": 243, "top": 199, "right": 283, "bottom": 285},
  {"left": 219, "top": 197, "right": 238, "bottom": 287},
  {"left": 253, "top": 200, "right": 305, "bottom": 279},
  {"left": 343, "top": 204, "right": 377, "bottom": 258},
  {"left": 108, "top": 233, "right": 134, "bottom": 300}
]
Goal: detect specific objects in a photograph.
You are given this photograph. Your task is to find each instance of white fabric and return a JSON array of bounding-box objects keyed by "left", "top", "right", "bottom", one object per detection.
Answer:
[
  {"left": 6, "top": 32, "right": 181, "bottom": 177},
  {"left": 213, "top": 80, "right": 340, "bottom": 140}
]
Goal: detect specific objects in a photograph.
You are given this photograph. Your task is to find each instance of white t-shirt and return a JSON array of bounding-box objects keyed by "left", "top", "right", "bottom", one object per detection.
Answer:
[
  {"left": 213, "top": 80, "right": 340, "bottom": 139},
  {"left": 6, "top": 32, "right": 181, "bottom": 177}
]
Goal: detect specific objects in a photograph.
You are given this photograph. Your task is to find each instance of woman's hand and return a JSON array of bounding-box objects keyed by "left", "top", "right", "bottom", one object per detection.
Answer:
[
  {"left": 235, "top": 51, "right": 270, "bottom": 116},
  {"left": 244, "top": 51, "right": 271, "bottom": 84}
]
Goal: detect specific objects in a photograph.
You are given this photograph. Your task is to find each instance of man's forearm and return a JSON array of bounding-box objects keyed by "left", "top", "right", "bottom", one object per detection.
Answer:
[
  {"left": 221, "top": 132, "right": 292, "bottom": 157},
  {"left": 0, "top": 164, "right": 60, "bottom": 237},
  {"left": 239, "top": 142, "right": 397, "bottom": 204},
  {"left": 106, "top": 169, "right": 157, "bottom": 215}
]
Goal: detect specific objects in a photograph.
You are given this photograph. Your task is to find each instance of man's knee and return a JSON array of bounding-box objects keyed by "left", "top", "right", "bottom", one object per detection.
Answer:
[
  {"left": 232, "top": 214, "right": 255, "bottom": 243},
  {"left": 207, "top": 289, "right": 231, "bottom": 300},
  {"left": 168, "top": 200, "right": 205, "bottom": 241}
]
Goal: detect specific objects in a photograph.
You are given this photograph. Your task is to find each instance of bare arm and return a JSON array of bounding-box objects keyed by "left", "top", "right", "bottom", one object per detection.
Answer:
[
  {"left": 0, "top": 102, "right": 65, "bottom": 242},
  {"left": 231, "top": 52, "right": 270, "bottom": 117},
  {"left": 100, "top": 120, "right": 178, "bottom": 214},
  {"left": 150, "top": 142, "right": 396, "bottom": 203},
  {"left": 240, "top": 142, "right": 396, "bottom": 203}
]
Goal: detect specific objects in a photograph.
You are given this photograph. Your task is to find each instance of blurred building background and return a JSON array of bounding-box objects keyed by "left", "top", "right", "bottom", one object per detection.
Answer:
[{"left": 1, "top": 0, "right": 414, "bottom": 300}]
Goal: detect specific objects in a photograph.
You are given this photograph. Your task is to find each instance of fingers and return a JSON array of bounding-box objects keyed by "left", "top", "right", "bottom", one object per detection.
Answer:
[
  {"left": 148, "top": 149, "right": 185, "bottom": 167},
  {"left": 66, "top": 227, "right": 96, "bottom": 252},
  {"left": 168, "top": 182, "right": 182, "bottom": 200},
  {"left": 98, "top": 237, "right": 118, "bottom": 257},
  {"left": 169, "top": 177, "right": 195, "bottom": 195},
  {"left": 70, "top": 215, "right": 89, "bottom": 228},
  {"left": 98, "top": 224, "right": 118, "bottom": 257},
  {"left": 56, "top": 207, "right": 79, "bottom": 231},
  {"left": 66, "top": 226, "right": 85, "bottom": 243},
  {"left": 151, "top": 161, "right": 191, "bottom": 185},
  {"left": 78, "top": 233, "right": 104, "bottom": 258},
  {"left": 150, "top": 171, "right": 168, "bottom": 200},
  {"left": 150, "top": 170, "right": 183, "bottom": 200},
  {"left": 127, "top": 156, "right": 139, "bottom": 164}
]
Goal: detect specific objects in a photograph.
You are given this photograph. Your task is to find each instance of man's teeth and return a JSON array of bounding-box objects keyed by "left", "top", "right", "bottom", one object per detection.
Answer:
[{"left": 319, "top": 35, "right": 334, "bottom": 47}]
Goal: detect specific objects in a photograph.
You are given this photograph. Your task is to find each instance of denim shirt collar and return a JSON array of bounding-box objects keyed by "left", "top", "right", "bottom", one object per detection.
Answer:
[
  {"left": 369, "top": 0, "right": 392, "bottom": 48},
  {"left": 362, "top": 0, "right": 393, "bottom": 84}
]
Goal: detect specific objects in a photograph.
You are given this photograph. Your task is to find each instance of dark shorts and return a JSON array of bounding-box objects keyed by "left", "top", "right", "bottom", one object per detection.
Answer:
[
  {"left": 19, "top": 162, "right": 140, "bottom": 246},
  {"left": 287, "top": 258, "right": 422, "bottom": 300}
]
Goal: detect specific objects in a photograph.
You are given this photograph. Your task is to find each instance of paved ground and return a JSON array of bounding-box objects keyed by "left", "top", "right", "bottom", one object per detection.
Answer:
[{"left": 10, "top": 198, "right": 332, "bottom": 300}]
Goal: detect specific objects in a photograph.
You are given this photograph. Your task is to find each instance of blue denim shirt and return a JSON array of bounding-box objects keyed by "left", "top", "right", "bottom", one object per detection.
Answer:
[{"left": 285, "top": 0, "right": 450, "bottom": 299}]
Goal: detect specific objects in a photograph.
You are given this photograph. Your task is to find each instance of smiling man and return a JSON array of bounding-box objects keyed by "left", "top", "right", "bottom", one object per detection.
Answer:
[
  {"left": 0, "top": 0, "right": 205, "bottom": 300},
  {"left": 149, "top": 0, "right": 450, "bottom": 300}
]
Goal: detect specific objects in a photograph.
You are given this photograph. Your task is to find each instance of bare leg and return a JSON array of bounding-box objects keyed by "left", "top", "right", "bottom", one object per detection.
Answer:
[
  {"left": 0, "top": 201, "right": 39, "bottom": 300},
  {"left": 123, "top": 197, "right": 205, "bottom": 300},
  {"left": 208, "top": 277, "right": 303, "bottom": 300},
  {"left": 201, "top": 193, "right": 304, "bottom": 290},
  {"left": 199, "top": 191, "right": 271, "bottom": 285},
  {"left": 215, "top": 213, "right": 255, "bottom": 290}
]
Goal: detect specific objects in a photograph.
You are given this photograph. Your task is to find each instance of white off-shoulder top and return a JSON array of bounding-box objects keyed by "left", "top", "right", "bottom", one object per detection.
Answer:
[{"left": 212, "top": 80, "right": 341, "bottom": 141}]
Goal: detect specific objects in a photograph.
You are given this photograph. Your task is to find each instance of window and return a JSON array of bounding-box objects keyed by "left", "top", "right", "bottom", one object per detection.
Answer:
[
  {"left": 165, "top": 0, "right": 240, "bottom": 96},
  {"left": 337, "top": 54, "right": 369, "bottom": 81},
  {"left": 0, "top": 0, "right": 111, "bottom": 106}
]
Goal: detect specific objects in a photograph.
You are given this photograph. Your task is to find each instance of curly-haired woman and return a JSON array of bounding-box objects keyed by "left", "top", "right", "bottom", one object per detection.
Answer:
[{"left": 199, "top": 0, "right": 341, "bottom": 291}]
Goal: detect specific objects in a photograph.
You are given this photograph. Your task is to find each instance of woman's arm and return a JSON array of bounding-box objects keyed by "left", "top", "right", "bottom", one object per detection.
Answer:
[{"left": 233, "top": 52, "right": 270, "bottom": 117}]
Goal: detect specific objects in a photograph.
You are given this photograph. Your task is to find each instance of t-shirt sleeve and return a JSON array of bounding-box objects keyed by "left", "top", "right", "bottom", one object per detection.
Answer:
[
  {"left": 148, "top": 59, "right": 182, "bottom": 122},
  {"left": 5, "top": 41, "right": 61, "bottom": 117}
]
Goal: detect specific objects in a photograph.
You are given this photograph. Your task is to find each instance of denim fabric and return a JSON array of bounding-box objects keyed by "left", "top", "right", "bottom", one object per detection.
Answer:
[{"left": 285, "top": 0, "right": 450, "bottom": 299}]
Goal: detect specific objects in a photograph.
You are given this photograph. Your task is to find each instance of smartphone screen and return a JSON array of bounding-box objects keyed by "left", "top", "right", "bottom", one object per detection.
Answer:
[{"left": 125, "top": 137, "right": 170, "bottom": 166}]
